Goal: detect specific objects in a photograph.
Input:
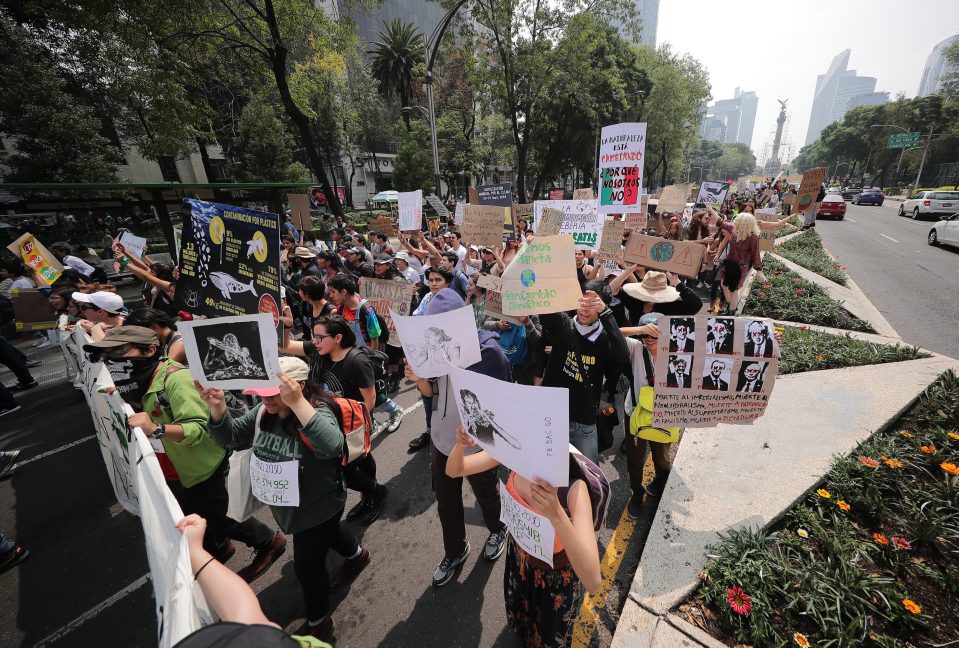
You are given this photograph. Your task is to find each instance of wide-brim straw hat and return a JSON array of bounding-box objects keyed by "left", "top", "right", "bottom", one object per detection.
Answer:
[{"left": 621, "top": 271, "right": 681, "bottom": 303}]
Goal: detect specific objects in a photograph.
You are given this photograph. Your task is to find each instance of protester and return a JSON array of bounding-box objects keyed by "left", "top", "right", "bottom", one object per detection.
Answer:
[
  {"left": 116, "top": 244, "right": 178, "bottom": 316},
  {"left": 327, "top": 273, "right": 382, "bottom": 350},
  {"left": 802, "top": 184, "right": 826, "bottom": 230},
  {"left": 50, "top": 242, "right": 97, "bottom": 280},
  {"left": 123, "top": 307, "right": 186, "bottom": 364},
  {"left": 343, "top": 247, "right": 374, "bottom": 278},
  {"left": 82, "top": 325, "right": 286, "bottom": 582},
  {"left": 0, "top": 260, "right": 37, "bottom": 298},
  {"left": 720, "top": 214, "right": 767, "bottom": 315},
  {"left": 0, "top": 334, "right": 39, "bottom": 392},
  {"left": 394, "top": 251, "right": 421, "bottom": 286},
  {"left": 202, "top": 358, "right": 369, "bottom": 641},
  {"left": 610, "top": 269, "right": 702, "bottom": 323},
  {"left": 292, "top": 247, "right": 323, "bottom": 280},
  {"left": 72, "top": 290, "right": 126, "bottom": 340},
  {"left": 484, "top": 315, "right": 543, "bottom": 386}
]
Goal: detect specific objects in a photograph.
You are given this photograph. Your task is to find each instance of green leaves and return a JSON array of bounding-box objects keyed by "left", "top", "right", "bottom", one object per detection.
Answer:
[{"left": 775, "top": 230, "right": 848, "bottom": 286}]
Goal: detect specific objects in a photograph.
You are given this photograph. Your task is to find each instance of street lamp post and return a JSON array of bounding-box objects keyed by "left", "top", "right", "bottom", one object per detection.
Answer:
[
  {"left": 869, "top": 124, "right": 908, "bottom": 187},
  {"left": 913, "top": 125, "right": 936, "bottom": 191}
]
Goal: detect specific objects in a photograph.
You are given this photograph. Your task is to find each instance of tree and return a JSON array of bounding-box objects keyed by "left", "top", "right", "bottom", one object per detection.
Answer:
[
  {"left": 710, "top": 143, "right": 757, "bottom": 181},
  {"left": 369, "top": 18, "right": 425, "bottom": 129},
  {"left": 392, "top": 120, "right": 434, "bottom": 193},
  {"left": 230, "top": 98, "right": 310, "bottom": 182},
  {"left": 940, "top": 40, "right": 959, "bottom": 97}
]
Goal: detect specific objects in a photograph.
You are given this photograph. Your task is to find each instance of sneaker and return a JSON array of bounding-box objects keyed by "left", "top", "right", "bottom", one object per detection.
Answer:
[
  {"left": 361, "top": 485, "right": 387, "bottom": 525},
  {"left": 0, "top": 450, "right": 20, "bottom": 479},
  {"left": 25, "top": 360, "right": 41, "bottom": 368},
  {"left": 0, "top": 406, "right": 22, "bottom": 418},
  {"left": 482, "top": 528, "right": 507, "bottom": 561},
  {"left": 214, "top": 540, "right": 236, "bottom": 563},
  {"left": 432, "top": 542, "right": 470, "bottom": 587},
  {"left": 329, "top": 547, "right": 370, "bottom": 592},
  {"left": 236, "top": 532, "right": 287, "bottom": 583},
  {"left": 644, "top": 475, "right": 669, "bottom": 499},
  {"left": 626, "top": 493, "right": 644, "bottom": 520},
  {"left": 387, "top": 379, "right": 399, "bottom": 393},
  {"left": 286, "top": 617, "right": 335, "bottom": 642},
  {"left": 408, "top": 430, "right": 431, "bottom": 454},
  {"left": 346, "top": 496, "right": 371, "bottom": 521},
  {"left": 384, "top": 409, "right": 404, "bottom": 434},
  {"left": 30, "top": 339, "right": 51, "bottom": 350},
  {"left": 0, "top": 544, "right": 30, "bottom": 574},
  {"left": 10, "top": 381, "right": 39, "bottom": 392}
]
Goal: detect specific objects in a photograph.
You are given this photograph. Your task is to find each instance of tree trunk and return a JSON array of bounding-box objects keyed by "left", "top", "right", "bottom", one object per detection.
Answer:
[{"left": 660, "top": 141, "right": 668, "bottom": 188}]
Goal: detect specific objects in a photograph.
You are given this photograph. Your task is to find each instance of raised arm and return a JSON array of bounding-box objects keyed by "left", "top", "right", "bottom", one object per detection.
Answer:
[{"left": 608, "top": 264, "right": 640, "bottom": 297}]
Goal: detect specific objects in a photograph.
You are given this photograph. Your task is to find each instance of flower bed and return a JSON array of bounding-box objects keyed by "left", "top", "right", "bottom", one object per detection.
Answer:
[
  {"left": 678, "top": 370, "right": 959, "bottom": 647},
  {"left": 773, "top": 230, "right": 848, "bottom": 286},
  {"left": 773, "top": 215, "right": 803, "bottom": 239},
  {"left": 778, "top": 327, "right": 927, "bottom": 375},
  {"left": 743, "top": 258, "right": 873, "bottom": 333}
]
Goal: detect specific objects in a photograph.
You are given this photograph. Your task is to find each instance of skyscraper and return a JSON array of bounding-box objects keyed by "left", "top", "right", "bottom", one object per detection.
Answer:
[
  {"left": 805, "top": 50, "right": 880, "bottom": 146},
  {"left": 609, "top": 0, "right": 659, "bottom": 48},
  {"left": 698, "top": 88, "right": 759, "bottom": 147},
  {"left": 917, "top": 34, "right": 959, "bottom": 97}
]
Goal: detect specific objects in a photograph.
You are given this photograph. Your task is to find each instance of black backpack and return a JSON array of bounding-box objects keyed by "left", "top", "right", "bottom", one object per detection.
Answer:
[{"left": 347, "top": 346, "right": 391, "bottom": 405}]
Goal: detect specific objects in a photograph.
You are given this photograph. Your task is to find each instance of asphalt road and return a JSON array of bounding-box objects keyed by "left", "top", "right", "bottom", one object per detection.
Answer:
[
  {"left": 0, "top": 339, "right": 661, "bottom": 648},
  {"left": 813, "top": 201, "right": 959, "bottom": 359}
]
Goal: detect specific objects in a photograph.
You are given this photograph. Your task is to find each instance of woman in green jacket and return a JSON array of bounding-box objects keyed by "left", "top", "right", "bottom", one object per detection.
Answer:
[{"left": 201, "top": 356, "right": 370, "bottom": 642}]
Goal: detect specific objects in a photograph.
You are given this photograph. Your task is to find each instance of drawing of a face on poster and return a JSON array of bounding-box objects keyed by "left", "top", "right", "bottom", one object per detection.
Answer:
[
  {"left": 743, "top": 320, "right": 776, "bottom": 358},
  {"left": 459, "top": 389, "right": 523, "bottom": 450},
  {"left": 701, "top": 357, "right": 732, "bottom": 391},
  {"left": 706, "top": 317, "right": 735, "bottom": 355},
  {"left": 736, "top": 361, "right": 768, "bottom": 393},
  {"left": 178, "top": 313, "right": 281, "bottom": 390},
  {"left": 668, "top": 317, "right": 695, "bottom": 353},
  {"left": 666, "top": 354, "right": 693, "bottom": 389},
  {"left": 391, "top": 306, "right": 481, "bottom": 379}
]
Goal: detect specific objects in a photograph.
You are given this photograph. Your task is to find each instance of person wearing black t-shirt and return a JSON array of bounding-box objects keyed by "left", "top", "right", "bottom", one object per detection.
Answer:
[{"left": 295, "top": 276, "right": 335, "bottom": 338}]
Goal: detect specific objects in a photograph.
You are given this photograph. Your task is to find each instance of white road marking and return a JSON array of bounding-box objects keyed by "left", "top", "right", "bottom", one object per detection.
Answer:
[
  {"left": 880, "top": 234, "right": 900, "bottom": 243},
  {"left": 13, "top": 435, "right": 96, "bottom": 468},
  {"left": 31, "top": 574, "right": 151, "bottom": 648},
  {"left": 846, "top": 218, "right": 857, "bottom": 223}
]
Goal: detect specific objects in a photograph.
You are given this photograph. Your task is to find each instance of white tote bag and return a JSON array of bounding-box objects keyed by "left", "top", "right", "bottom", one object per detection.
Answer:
[{"left": 226, "top": 408, "right": 266, "bottom": 521}]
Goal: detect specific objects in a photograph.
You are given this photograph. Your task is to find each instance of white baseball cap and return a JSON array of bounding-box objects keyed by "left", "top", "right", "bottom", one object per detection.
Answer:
[{"left": 72, "top": 290, "right": 125, "bottom": 314}]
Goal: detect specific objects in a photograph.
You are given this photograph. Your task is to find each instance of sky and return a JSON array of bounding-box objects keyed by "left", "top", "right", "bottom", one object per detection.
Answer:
[{"left": 657, "top": 0, "right": 959, "bottom": 161}]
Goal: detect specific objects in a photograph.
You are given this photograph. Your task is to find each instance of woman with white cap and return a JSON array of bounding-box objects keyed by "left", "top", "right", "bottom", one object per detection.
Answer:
[
  {"left": 609, "top": 267, "right": 703, "bottom": 324},
  {"left": 72, "top": 289, "right": 126, "bottom": 340}
]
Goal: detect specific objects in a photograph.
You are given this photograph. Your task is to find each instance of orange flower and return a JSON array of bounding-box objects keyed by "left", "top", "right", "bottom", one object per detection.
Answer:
[
  {"left": 947, "top": 431, "right": 959, "bottom": 441},
  {"left": 902, "top": 599, "right": 921, "bottom": 614},
  {"left": 897, "top": 430, "right": 913, "bottom": 438},
  {"left": 837, "top": 500, "right": 851, "bottom": 512},
  {"left": 793, "top": 632, "right": 810, "bottom": 647},
  {"left": 815, "top": 354, "right": 825, "bottom": 362},
  {"left": 873, "top": 533, "right": 889, "bottom": 545},
  {"left": 858, "top": 456, "right": 880, "bottom": 469},
  {"left": 816, "top": 488, "right": 831, "bottom": 499},
  {"left": 941, "top": 462, "right": 959, "bottom": 476},
  {"left": 919, "top": 445, "right": 935, "bottom": 454},
  {"left": 883, "top": 457, "right": 903, "bottom": 469}
]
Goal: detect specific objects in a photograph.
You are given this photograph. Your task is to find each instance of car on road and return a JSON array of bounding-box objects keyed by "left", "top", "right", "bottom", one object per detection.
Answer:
[
  {"left": 817, "top": 195, "right": 847, "bottom": 219},
  {"left": 900, "top": 190, "right": 959, "bottom": 220},
  {"left": 841, "top": 186, "right": 862, "bottom": 200},
  {"left": 927, "top": 214, "right": 959, "bottom": 248},
  {"left": 853, "top": 188, "right": 884, "bottom": 206},
  {"left": 826, "top": 187, "right": 842, "bottom": 195}
]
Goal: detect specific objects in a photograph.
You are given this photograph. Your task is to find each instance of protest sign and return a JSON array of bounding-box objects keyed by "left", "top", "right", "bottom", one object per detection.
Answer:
[
  {"left": 511, "top": 202, "right": 533, "bottom": 218},
  {"left": 176, "top": 199, "right": 282, "bottom": 330},
  {"left": 623, "top": 234, "right": 706, "bottom": 278},
  {"left": 448, "top": 363, "right": 569, "bottom": 487},
  {"left": 310, "top": 185, "right": 346, "bottom": 209},
  {"left": 7, "top": 232, "right": 63, "bottom": 286},
  {"left": 477, "top": 182, "right": 514, "bottom": 241},
  {"left": 598, "top": 219, "right": 625, "bottom": 261},
  {"left": 119, "top": 231, "right": 147, "bottom": 260},
  {"left": 657, "top": 183, "right": 693, "bottom": 213},
  {"left": 391, "top": 305, "right": 482, "bottom": 379},
  {"left": 10, "top": 288, "right": 55, "bottom": 331},
  {"left": 398, "top": 190, "right": 423, "bottom": 231},
  {"left": 696, "top": 181, "right": 730, "bottom": 207},
  {"left": 426, "top": 194, "right": 450, "bottom": 220},
  {"left": 755, "top": 207, "right": 779, "bottom": 252},
  {"left": 483, "top": 290, "right": 523, "bottom": 325},
  {"left": 598, "top": 122, "right": 647, "bottom": 214},
  {"left": 454, "top": 202, "right": 465, "bottom": 225},
  {"left": 461, "top": 204, "right": 506, "bottom": 248},
  {"left": 369, "top": 215, "right": 397, "bottom": 236},
  {"left": 468, "top": 187, "right": 479, "bottom": 204},
  {"left": 795, "top": 167, "right": 827, "bottom": 212},
  {"left": 178, "top": 313, "right": 282, "bottom": 390},
  {"left": 288, "top": 193, "right": 312, "bottom": 233},
  {"left": 548, "top": 188, "right": 566, "bottom": 200},
  {"left": 624, "top": 195, "right": 650, "bottom": 230},
  {"left": 476, "top": 273, "right": 503, "bottom": 292},
  {"left": 531, "top": 200, "right": 603, "bottom": 251},
  {"left": 651, "top": 315, "right": 780, "bottom": 427},
  {"left": 572, "top": 187, "right": 595, "bottom": 200},
  {"left": 500, "top": 234, "right": 581, "bottom": 316},
  {"left": 250, "top": 455, "right": 300, "bottom": 506},
  {"left": 536, "top": 208, "right": 564, "bottom": 236},
  {"left": 358, "top": 277, "right": 416, "bottom": 336},
  {"left": 500, "top": 481, "right": 556, "bottom": 567}
]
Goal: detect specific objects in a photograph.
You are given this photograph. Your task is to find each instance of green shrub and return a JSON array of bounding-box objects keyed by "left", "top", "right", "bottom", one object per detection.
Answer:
[
  {"left": 774, "top": 230, "right": 847, "bottom": 285},
  {"left": 778, "top": 327, "right": 927, "bottom": 375}
]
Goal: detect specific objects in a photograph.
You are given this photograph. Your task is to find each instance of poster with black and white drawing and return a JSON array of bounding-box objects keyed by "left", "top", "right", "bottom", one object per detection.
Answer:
[
  {"left": 390, "top": 305, "right": 481, "bottom": 379},
  {"left": 447, "top": 364, "right": 569, "bottom": 487},
  {"left": 178, "top": 313, "right": 281, "bottom": 390},
  {"left": 652, "top": 314, "right": 780, "bottom": 427},
  {"left": 176, "top": 199, "right": 282, "bottom": 333},
  {"left": 696, "top": 181, "right": 730, "bottom": 207}
]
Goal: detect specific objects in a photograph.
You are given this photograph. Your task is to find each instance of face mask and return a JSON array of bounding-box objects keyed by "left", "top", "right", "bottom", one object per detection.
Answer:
[
  {"left": 106, "top": 355, "right": 160, "bottom": 406},
  {"left": 573, "top": 317, "right": 602, "bottom": 342}
]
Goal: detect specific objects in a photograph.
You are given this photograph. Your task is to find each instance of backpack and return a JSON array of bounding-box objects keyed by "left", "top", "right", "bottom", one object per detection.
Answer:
[
  {"left": 294, "top": 397, "right": 372, "bottom": 466},
  {"left": 346, "top": 346, "right": 390, "bottom": 405},
  {"left": 497, "top": 323, "right": 528, "bottom": 365},
  {"left": 558, "top": 446, "right": 610, "bottom": 532},
  {"left": 357, "top": 299, "right": 390, "bottom": 346}
]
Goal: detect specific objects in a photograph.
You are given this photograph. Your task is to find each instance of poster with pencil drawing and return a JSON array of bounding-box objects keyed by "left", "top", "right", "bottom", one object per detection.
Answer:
[
  {"left": 398, "top": 190, "right": 423, "bottom": 231},
  {"left": 447, "top": 364, "right": 569, "bottom": 487},
  {"left": 178, "top": 313, "right": 281, "bottom": 390},
  {"left": 391, "top": 305, "right": 481, "bottom": 378}
]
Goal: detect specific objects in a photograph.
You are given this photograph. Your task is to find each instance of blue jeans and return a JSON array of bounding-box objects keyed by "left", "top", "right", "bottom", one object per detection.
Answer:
[
  {"left": 569, "top": 422, "right": 599, "bottom": 464},
  {"left": 375, "top": 397, "right": 402, "bottom": 416},
  {"left": 0, "top": 532, "right": 13, "bottom": 556}
]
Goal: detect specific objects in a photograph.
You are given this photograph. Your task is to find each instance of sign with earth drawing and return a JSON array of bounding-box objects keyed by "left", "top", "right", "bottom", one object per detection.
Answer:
[
  {"left": 623, "top": 233, "right": 706, "bottom": 278},
  {"left": 176, "top": 199, "right": 282, "bottom": 330}
]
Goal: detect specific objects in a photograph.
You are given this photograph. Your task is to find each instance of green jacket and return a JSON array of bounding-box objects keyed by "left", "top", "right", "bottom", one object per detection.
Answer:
[
  {"left": 209, "top": 402, "right": 346, "bottom": 535},
  {"left": 142, "top": 359, "right": 223, "bottom": 488}
]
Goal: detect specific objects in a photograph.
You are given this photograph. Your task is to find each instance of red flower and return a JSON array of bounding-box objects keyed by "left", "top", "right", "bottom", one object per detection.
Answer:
[
  {"left": 726, "top": 586, "right": 752, "bottom": 615},
  {"left": 892, "top": 537, "right": 912, "bottom": 550},
  {"left": 794, "top": 288, "right": 804, "bottom": 296},
  {"left": 554, "top": 595, "right": 565, "bottom": 610},
  {"left": 859, "top": 456, "right": 880, "bottom": 469}
]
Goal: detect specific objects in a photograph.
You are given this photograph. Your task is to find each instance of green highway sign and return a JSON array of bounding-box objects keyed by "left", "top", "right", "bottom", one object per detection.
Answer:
[{"left": 887, "top": 132, "right": 921, "bottom": 149}]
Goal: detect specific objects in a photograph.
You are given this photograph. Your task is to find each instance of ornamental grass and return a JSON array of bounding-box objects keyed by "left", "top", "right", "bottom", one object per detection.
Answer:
[{"left": 773, "top": 230, "right": 848, "bottom": 286}]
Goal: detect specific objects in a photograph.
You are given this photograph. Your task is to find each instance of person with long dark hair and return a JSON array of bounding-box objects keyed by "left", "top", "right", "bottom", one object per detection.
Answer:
[{"left": 124, "top": 307, "right": 186, "bottom": 363}]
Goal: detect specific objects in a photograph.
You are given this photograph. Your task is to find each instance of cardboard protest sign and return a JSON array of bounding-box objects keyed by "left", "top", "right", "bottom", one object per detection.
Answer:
[
  {"left": 478, "top": 182, "right": 514, "bottom": 241},
  {"left": 696, "top": 181, "right": 730, "bottom": 207},
  {"left": 476, "top": 273, "right": 503, "bottom": 292},
  {"left": 6, "top": 232, "right": 63, "bottom": 286},
  {"left": 623, "top": 234, "right": 706, "bottom": 278},
  {"left": 536, "top": 208, "right": 564, "bottom": 236},
  {"left": 650, "top": 315, "right": 780, "bottom": 427},
  {"left": 391, "top": 305, "right": 481, "bottom": 378},
  {"left": 598, "top": 219, "right": 625, "bottom": 261},
  {"left": 755, "top": 207, "right": 779, "bottom": 252},
  {"left": 548, "top": 188, "right": 566, "bottom": 200},
  {"left": 468, "top": 187, "right": 479, "bottom": 204},
  {"left": 398, "top": 190, "right": 423, "bottom": 231},
  {"left": 657, "top": 183, "right": 693, "bottom": 213},
  {"left": 368, "top": 215, "right": 397, "bottom": 236},
  {"left": 624, "top": 195, "right": 650, "bottom": 230},
  {"left": 500, "top": 481, "right": 556, "bottom": 567},
  {"left": 795, "top": 167, "right": 827, "bottom": 213},
  {"left": 178, "top": 313, "right": 282, "bottom": 390},
  {"left": 448, "top": 363, "right": 570, "bottom": 487},
  {"left": 310, "top": 185, "right": 346, "bottom": 209},
  {"left": 426, "top": 194, "right": 450, "bottom": 220},
  {"left": 500, "top": 234, "right": 581, "bottom": 316},
  {"left": 483, "top": 290, "right": 523, "bottom": 325},
  {"left": 572, "top": 187, "right": 595, "bottom": 200},
  {"left": 511, "top": 202, "right": 533, "bottom": 218},
  {"left": 461, "top": 204, "right": 506, "bottom": 249},
  {"left": 288, "top": 193, "right": 312, "bottom": 232},
  {"left": 531, "top": 200, "right": 603, "bottom": 250},
  {"left": 454, "top": 202, "right": 465, "bottom": 225},
  {"left": 177, "top": 199, "right": 282, "bottom": 329},
  {"left": 598, "top": 122, "right": 647, "bottom": 214},
  {"left": 358, "top": 277, "right": 416, "bottom": 337},
  {"left": 119, "top": 231, "right": 148, "bottom": 260},
  {"left": 10, "top": 288, "right": 56, "bottom": 331}
]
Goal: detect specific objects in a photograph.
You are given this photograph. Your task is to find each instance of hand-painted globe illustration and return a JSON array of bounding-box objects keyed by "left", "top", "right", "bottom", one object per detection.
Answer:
[
  {"left": 650, "top": 241, "right": 675, "bottom": 263},
  {"left": 520, "top": 269, "right": 536, "bottom": 287}
]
